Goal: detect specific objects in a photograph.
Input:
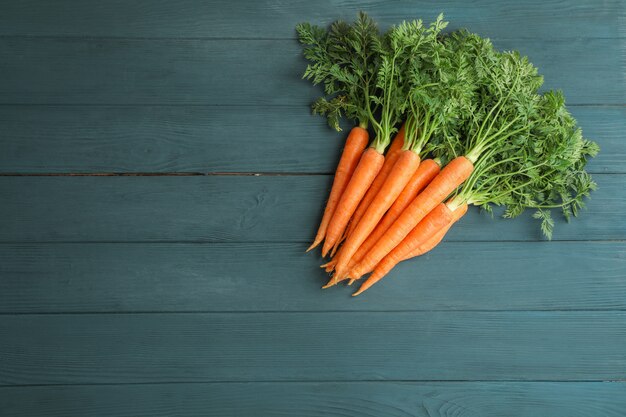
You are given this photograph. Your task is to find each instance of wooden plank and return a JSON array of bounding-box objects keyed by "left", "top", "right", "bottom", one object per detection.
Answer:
[
  {"left": 1, "top": 242, "right": 624, "bottom": 313},
  {"left": 0, "top": 38, "right": 622, "bottom": 106},
  {"left": 0, "top": 0, "right": 622, "bottom": 39},
  {"left": 1, "top": 312, "right": 625, "bottom": 384},
  {"left": 0, "top": 105, "right": 345, "bottom": 174},
  {"left": 570, "top": 106, "right": 626, "bottom": 174},
  {"left": 0, "top": 105, "right": 619, "bottom": 174},
  {"left": 1, "top": 382, "right": 625, "bottom": 417},
  {"left": 0, "top": 174, "right": 622, "bottom": 243}
]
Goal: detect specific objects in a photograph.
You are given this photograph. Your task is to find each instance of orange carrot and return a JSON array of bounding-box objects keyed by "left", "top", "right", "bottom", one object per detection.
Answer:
[
  {"left": 353, "top": 202, "right": 467, "bottom": 296},
  {"left": 344, "top": 204, "right": 462, "bottom": 286},
  {"left": 321, "top": 147, "right": 385, "bottom": 256},
  {"left": 349, "top": 156, "right": 474, "bottom": 279},
  {"left": 333, "top": 149, "right": 421, "bottom": 279},
  {"left": 307, "top": 126, "right": 369, "bottom": 252},
  {"left": 332, "top": 158, "right": 440, "bottom": 285},
  {"left": 345, "top": 125, "right": 405, "bottom": 238},
  {"left": 320, "top": 259, "right": 335, "bottom": 269},
  {"left": 402, "top": 203, "right": 468, "bottom": 261},
  {"left": 329, "top": 236, "right": 342, "bottom": 257},
  {"left": 343, "top": 207, "right": 457, "bottom": 287}
]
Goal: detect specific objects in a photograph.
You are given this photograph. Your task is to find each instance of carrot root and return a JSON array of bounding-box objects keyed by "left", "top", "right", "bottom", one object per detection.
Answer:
[
  {"left": 345, "top": 126, "right": 406, "bottom": 239},
  {"left": 354, "top": 202, "right": 468, "bottom": 295},
  {"left": 334, "top": 150, "right": 421, "bottom": 279},
  {"left": 308, "top": 126, "right": 369, "bottom": 252},
  {"left": 321, "top": 277, "right": 337, "bottom": 289},
  {"left": 329, "top": 235, "right": 343, "bottom": 258},
  {"left": 332, "top": 161, "right": 441, "bottom": 284},
  {"left": 351, "top": 156, "right": 474, "bottom": 279},
  {"left": 402, "top": 203, "right": 468, "bottom": 260},
  {"left": 322, "top": 148, "right": 385, "bottom": 257}
]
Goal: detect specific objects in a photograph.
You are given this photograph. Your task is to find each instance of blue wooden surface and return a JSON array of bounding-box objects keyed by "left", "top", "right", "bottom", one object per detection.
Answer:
[
  {"left": 0, "top": 1, "right": 624, "bottom": 415},
  {"left": 0, "top": 105, "right": 623, "bottom": 174}
]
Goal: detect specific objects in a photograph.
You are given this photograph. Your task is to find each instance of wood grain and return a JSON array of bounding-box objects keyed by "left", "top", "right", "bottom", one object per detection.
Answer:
[
  {"left": 1, "top": 382, "right": 625, "bottom": 417},
  {"left": 0, "top": 1, "right": 623, "bottom": 415},
  {"left": 0, "top": 0, "right": 622, "bottom": 39},
  {"left": 0, "top": 38, "right": 623, "bottom": 106},
  {"left": 0, "top": 174, "right": 622, "bottom": 243},
  {"left": 0, "top": 242, "right": 624, "bottom": 313},
  {"left": 1, "top": 312, "right": 625, "bottom": 384},
  {"left": 0, "top": 105, "right": 620, "bottom": 173}
]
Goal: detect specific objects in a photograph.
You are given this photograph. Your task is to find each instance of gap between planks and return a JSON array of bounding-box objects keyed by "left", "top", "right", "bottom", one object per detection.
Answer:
[
  {"left": 1, "top": 172, "right": 625, "bottom": 176},
  {"left": 0, "top": 380, "right": 625, "bottom": 389},
  {"left": 1, "top": 35, "right": 626, "bottom": 41},
  {"left": 3, "top": 309, "right": 626, "bottom": 316},
  {"left": 0, "top": 103, "right": 623, "bottom": 107},
  {"left": 0, "top": 239, "right": 622, "bottom": 244},
  {"left": 1, "top": 311, "right": 626, "bottom": 317},
  {"left": 0, "top": 172, "right": 328, "bottom": 176}
]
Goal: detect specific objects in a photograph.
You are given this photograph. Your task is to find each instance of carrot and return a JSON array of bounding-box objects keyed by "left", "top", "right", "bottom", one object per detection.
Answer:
[
  {"left": 349, "top": 156, "right": 474, "bottom": 279},
  {"left": 344, "top": 203, "right": 460, "bottom": 286},
  {"left": 329, "top": 235, "right": 343, "bottom": 257},
  {"left": 320, "top": 259, "right": 335, "bottom": 269},
  {"left": 307, "top": 126, "right": 369, "bottom": 252},
  {"left": 345, "top": 126, "right": 405, "bottom": 238},
  {"left": 331, "top": 158, "right": 441, "bottom": 286},
  {"left": 342, "top": 202, "right": 467, "bottom": 288},
  {"left": 321, "top": 147, "right": 385, "bottom": 256},
  {"left": 333, "top": 149, "right": 421, "bottom": 280},
  {"left": 353, "top": 201, "right": 467, "bottom": 296},
  {"left": 402, "top": 203, "right": 468, "bottom": 260}
]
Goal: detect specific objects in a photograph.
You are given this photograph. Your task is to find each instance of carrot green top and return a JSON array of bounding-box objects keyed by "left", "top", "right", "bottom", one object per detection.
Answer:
[
  {"left": 296, "top": 12, "right": 380, "bottom": 131},
  {"left": 429, "top": 31, "right": 599, "bottom": 239},
  {"left": 398, "top": 16, "right": 478, "bottom": 157},
  {"left": 447, "top": 88, "right": 598, "bottom": 239},
  {"left": 297, "top": 15, "right": 598, "bottom": 238}
]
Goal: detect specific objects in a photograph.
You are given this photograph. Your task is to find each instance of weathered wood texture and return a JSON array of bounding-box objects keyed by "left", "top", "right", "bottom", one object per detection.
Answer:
[
  {"left": 1, "top": 312, "right": 625, "bottom": 384},
  {"left": 0, "top": 38, "right": 623, "bottom": 106},
  {"left": 1, "top": 242, "right": 624, "bottom": 313},
  {"left": 2, "top": 382, "right": 626, "bottom": 417},
  {"left": 1, "top": 0, "right": 624, "bottom": 414},
  {"left": 0, "top": 0, "right": 623, "bottom": 39},
  {"left": 0, "top": 175, "right": 622, "bottom": 242},
  {"left": 0, "top": 106, "right": 620, "bottom": 173}
]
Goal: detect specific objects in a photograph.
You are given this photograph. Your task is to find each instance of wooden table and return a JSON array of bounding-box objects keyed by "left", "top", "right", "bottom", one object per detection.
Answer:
[{"left": 1, "top": 1, "right": 625, "bottom": 415}]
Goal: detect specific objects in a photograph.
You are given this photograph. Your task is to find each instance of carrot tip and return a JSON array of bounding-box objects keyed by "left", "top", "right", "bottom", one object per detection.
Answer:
[
  {"left": 347, "top": 279, "right": 356, "bottom": 286},
  {"left": 321, "top": 281, "right": 336, "bottom": 290},
  {"left": 320, "top": 260, "right": 334, "bottom": 269},
  {"left": 352, "top": 281, "right": 371, "bottom": 296},
  {"left": 332, "top": 274, "right": 346, "bottom": 284},
  {"left": 306, "top": 238, "right": 322, "bottom": 253}
]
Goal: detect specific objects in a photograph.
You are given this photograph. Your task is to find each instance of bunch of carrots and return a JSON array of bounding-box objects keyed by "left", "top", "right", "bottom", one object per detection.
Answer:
[{"left": 297, "top": 13, "right": 598, "bottom": 295}]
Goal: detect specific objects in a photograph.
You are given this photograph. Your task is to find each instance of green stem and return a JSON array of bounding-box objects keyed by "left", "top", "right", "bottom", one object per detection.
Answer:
[{"left": 529, "top": 198, "right": 581, "bottom": 209}]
